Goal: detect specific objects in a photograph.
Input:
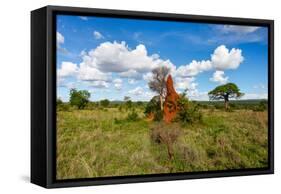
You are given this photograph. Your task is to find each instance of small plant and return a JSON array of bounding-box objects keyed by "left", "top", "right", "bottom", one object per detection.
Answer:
[
  {"left": 151, "top": 123, "right": 181, "bottom": 159},
  {"left": 144, "top": 96, "right": 163, "bottom": 121},
  {"left": 126, "top": 109, "right": 140, "bottom": 122},
  {"left": 176, "top": 93, "right": 202, "bottom": 124}
]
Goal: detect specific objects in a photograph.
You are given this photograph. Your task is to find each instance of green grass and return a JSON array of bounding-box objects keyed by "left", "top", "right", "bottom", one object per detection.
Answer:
[{"left": 56, "top": 108, "right": 268, "bottom": 179}]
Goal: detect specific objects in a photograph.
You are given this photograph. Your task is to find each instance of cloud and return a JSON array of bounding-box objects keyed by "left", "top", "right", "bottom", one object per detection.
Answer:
[
  {"left": 174, "top": 45, "right": 243, "bottom": 86},
  {"left": 175, "top": 77, "right": 196, "bottom": 90},
  {"left": 128, "top": 86, "right": 144, "bottom": 96},
  {"left": 221, "top": 25, "right": 260, "bottom": 34},
  {"left": 86, "top": 41, "right": 176, "bottom": 74},
  {"left": 57, "top": 62, "right": 78, "bottom": 78},
  {"left": 254, "top": 83, "right": 267, "bottom": 90},
  {"left": 89, "top": 80, "right": 110, "bottom": 88},
  {"left": 210, "top": 70, "right": 229, "bottom": 84},
  {"left": 142, "top": 72, "right": 153, "bottom": 82},
  {"left": 128, "top": 79, "right": 136, "bottom": 84},
  {"left": 93, "top": 31, "right": 104, "bottom": 39},
  {"left": 119, "top": 69, "right": 142, "bottom": 79},
  {"left": 242, "top": 93, "right": 268, "bottom": 100},
  {"left": 78, "top": 63, "right": 111, "bottom": 81},
  {"left": 211, "top": 45, "right": 244, "bottom": 70},
  {"left": 57, "top": 32, "right": 64, "bottom": 46},
  {"left": 176, "top": 60, "right": 212, "bottom": 77},
  {"left": 79, "top": 16, "right": 88, "bottom": 20},
  {"left": 113, "top": 78, "right": 123, "bottom": 90},
  {"left": 57, "top": 32, "right": 69, "bottom": 54}
]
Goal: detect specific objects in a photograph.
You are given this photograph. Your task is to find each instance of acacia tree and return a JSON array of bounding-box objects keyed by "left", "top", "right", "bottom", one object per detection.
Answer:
[
  {"left": 208, "top": 83, "right": 243, "bottom": 110},
  {"left": 148, "top": 66, "right": 170, "bottom": 110}
]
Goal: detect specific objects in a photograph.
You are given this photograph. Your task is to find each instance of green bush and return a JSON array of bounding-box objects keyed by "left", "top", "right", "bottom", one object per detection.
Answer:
[
  {"left": 176, "top": 93, "right": 202, "bottom": 124},
  {"left": 57, "top": 103, "right": 71, "bottom": 112},
  {"left": 126, "top": 109, "right": 140, "bottom": 122},
  {"left": 144, "top": 96, "right": 163, "bottom": 121},
  {"left": 100, "top": 99, "right": 110, "bottom": 107},
  {"left": 253, "top": 100, "right": 267, "bottom": 112}
]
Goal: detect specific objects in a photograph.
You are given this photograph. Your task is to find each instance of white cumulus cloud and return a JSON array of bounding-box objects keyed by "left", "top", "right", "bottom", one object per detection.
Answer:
[
  {"left": 113, "top": 78, "right": 123, "bottom": 90},
  {"left": 210, "top": 70, "right": 229, "bottom": 84},
  {"left": 176, "top": 60, "right": 212, "bottom": 77},
  {"left": 211, "top": 45, "right": 244, "bottom": 70},
  {"left": 89, "top": 80, "right": 110, "bottom": 88},
  {"left": 77, "top": 63, "right": 111, "bottom": 81},
  {"left": 57, "top": 62, "right": 78, "bottom": 78},
  {"left": 86, "top": 41, "right": 176, "bottom": 74},
  {"left": 57, "top": 32, "right": 64, "bottom": 46},
  {"left": 129, "top": 86, "right": 144, "bottom": 96}
]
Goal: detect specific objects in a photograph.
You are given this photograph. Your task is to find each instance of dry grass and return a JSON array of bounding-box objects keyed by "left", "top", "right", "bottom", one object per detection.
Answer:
[{"left": 56, "top": 108, "right": 268, "bottom": 179}]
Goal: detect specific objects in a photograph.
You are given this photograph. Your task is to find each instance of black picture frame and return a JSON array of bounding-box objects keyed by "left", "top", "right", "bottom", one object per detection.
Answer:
[{"left": 31, "top": 5, "right": 274, "bottom": 188}]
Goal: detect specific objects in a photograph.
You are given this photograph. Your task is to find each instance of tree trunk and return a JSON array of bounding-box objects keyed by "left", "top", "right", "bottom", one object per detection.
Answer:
[
  {"left": 160, "top": 95, "right": 163, "bottom": 110},
  {"left": 224, "top": 96, "right": 229, "bottom": 110}
]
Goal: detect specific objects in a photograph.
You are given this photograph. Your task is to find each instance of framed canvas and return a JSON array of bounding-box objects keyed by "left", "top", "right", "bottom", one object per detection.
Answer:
[{"left": 31, "top": 5, "right": 274, "bottom": 188}]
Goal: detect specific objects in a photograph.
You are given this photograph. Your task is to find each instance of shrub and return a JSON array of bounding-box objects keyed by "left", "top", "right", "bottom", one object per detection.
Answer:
[
  {"left": 126, "top": 109, "right": 140, "bottom": 122},
  {"left": 100, "top": 99, "right": 110, "bottom": 107},
  {"left": 151, "top": 123, "right": 181, "bottom": 159},
  {"left": 176, "top": 93, "right": 202, "bottom": 124},
  {"left": 144, "top": 96, "right": 163, "bottom": 121},
  {"left": 253, "top": 100, "right": 268, "bottom": 112},
  {"left": 57, "top": 103, "right": 71, "bottom": 112}
]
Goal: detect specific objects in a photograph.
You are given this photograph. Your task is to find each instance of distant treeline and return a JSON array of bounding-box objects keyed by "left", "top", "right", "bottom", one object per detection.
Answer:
[
  {"left": 196, "top": 99, "right": 268, "bottom": 111},
  {"left": 57, "top": 98, "right": 268, "bottom": 112}
]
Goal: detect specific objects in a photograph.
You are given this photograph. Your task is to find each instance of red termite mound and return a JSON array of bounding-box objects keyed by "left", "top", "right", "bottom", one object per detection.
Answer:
[{"left": 163, "top": 75, "right": 179, "bottom": 123}]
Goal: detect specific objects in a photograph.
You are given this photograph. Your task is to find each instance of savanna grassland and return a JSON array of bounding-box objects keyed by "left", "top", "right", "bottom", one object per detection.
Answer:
[{"left": 56, "top": 103, "right": 268, "bottom": 179}]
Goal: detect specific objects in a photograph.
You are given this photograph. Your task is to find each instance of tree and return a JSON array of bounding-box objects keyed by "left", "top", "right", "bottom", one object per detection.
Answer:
[
  {"left": 100, "top": 99, "right": 110, "bottom": 107},
  {"left": 148, "top": 66, "right": 170, "bottom": 110},
  {"left": 208, "top": 83, "right": 243, "bottom": 110},
  {"left": 69, "top": 89, "right": 90, "bottom": 109},
  {"left": 123, "top": 96, "right": 131, "bottom": 101}
]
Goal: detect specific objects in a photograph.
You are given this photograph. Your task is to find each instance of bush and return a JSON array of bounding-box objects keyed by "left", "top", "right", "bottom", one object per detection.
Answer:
[
  {"left": 100, "top": 99, "right": 110, "bottom": 107},
  {"left": 126, "top": 109, "right": 140, "bottom": 122},
  {"left": 151, "top": 123, "right": 181, "bottom": 159},
  {"left": 253, "top": 100, "right": 267, "bottom": 112},
  {"left": 57, "top": 103, "right": 71, "bottom": 111},
  {"left": 176, "top": 93, "right": 202, "bottom": 124},
  {"left": 144, "top": 96, "right": 163, "bottom": 121}
]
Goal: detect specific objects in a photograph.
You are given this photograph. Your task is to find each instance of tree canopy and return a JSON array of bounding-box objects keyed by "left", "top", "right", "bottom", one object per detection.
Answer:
[
  {"left": 69, "top": 89, "right": 90, "bottom": 109},
  {"left": 208, "top": 83, "right": 243, "bottom": 109}
]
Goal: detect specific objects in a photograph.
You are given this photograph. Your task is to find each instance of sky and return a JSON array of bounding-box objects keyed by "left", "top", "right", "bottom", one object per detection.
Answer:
[{"left": 56, "top": 14, "right": 268, "bottom": 102}]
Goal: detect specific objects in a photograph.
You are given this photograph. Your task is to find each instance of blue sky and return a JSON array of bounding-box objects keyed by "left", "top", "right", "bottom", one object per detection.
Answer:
[{"left": 56, "top": 14, "right": 268, "bottom": 102}]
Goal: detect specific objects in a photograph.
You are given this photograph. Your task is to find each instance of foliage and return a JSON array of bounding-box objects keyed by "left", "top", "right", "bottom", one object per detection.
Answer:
[
  {"left": 144, "top": 95, "right": 163, "bottom": 121},
  {"left": 100, "top": 99, "right": 110, "bottom": 107},
  {"left": 125, "top": 100, "right": 133, "bottom": 110},
  {"left": 69, "top": 89, "right": 90, "bottom": 109},
  {"left": 57, "top": 98, "right": 63, "bottom": 105},
  {"left": 57, "top": 102, "right": 71, "bottom": 112},
  {"left": 253, "top": 100, "right": 268, "bottom": 112},
  {"left": 126, "top": 109, "right": 140, "bottom": 122},
  {"left": 208, "top": 83, "right": 243, "bottom": 109},
  {"left": 176, "top": 93, "right": 202, "bottom": 124}
]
